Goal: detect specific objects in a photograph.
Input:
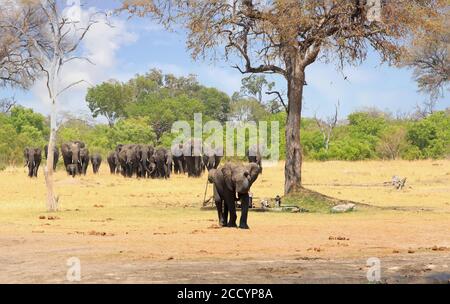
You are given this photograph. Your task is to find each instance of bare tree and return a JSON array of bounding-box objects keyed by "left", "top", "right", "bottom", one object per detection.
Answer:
[
  {"left": 122, "top": 0, "right": 443, "bottom": 194},
  {"left": 0, "top": 96, "right": 17, "bottom": 113},
  {"left": 2, "top": 1, "right": 104, "bottom": 211},
  {"left": 376, "top": 128, "right": 406, "bottom": 160},
  {"left": 412, "top": 99, "right": 438, "bottom": 119},
  {"left": 0, "top": 0, "right": 45, "bottom": 89},
  {"left": 403, "top": 29, "right": 449, "bottom": 101},
  {"left": 314, "top": 101, "right": 340, "bottom": 151}
]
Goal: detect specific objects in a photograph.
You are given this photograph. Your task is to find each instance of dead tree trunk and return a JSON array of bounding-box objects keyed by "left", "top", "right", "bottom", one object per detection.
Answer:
[{"left": 44, "top": 97, "right": 58, "bottom": 211}]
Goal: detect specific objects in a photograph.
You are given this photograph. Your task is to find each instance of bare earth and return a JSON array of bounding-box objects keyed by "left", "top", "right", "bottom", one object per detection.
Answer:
[{"left": 0, "top": 160, "right": 449, "bottom": 283}]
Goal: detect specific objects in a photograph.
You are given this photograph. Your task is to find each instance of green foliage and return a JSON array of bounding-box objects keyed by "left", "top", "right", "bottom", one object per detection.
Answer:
[
  {"left": 86, "top": 81, "right": 132, "bottom": 126},
  {"left": 229, "top": 97, "right": 271, "bottom": 122},
  {"left": 405, "top": 111, "right": 450, "bottom": 159},
  {"left": 108, "top": 117, "right": 156, "bottom": 146},
  {"left": 0, "top": 108, "right": 48, "bottom": 166},
  {"left": 10, "top": 106, "right": 48, "bottom": 138}
]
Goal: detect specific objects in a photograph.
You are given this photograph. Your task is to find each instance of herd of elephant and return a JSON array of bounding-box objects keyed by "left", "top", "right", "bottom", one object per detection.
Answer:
[
  {"left": 23, "top": 139, "right": 263, "bottom": 180},
  {"left": 23, "top": 141, "right": 102, "bottom": 178},
  {"left": 23, "top": 140, "right": 263, "bottom": 229}
]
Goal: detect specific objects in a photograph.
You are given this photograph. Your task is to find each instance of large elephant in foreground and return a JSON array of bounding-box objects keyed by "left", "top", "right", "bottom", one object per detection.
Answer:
[
  {"left": 184, "top": 138, "right": 203, "bottom": 177},
  {"left": 208, "top": 162, "right": 260, "bottom": 229},
  {"left": 44, "top": 145, "right": 59, "bottom": 171},
  {"left": 24, "top": 147, "right": 42, "bottom": 178},
  {"left": 61, "top": 141, "right": 85, "bottom": 175}
]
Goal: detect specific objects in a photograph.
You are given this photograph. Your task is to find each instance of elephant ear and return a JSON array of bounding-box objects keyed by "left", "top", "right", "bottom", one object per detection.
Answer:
[
  {"left": 246, "top": 163, "right": 260, "bottom": 185},
  {"left": 221, "top": 164, "right": 234, "bottom": 191}
]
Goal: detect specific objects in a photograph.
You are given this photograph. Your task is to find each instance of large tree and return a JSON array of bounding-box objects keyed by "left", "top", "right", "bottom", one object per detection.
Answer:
[{"left": 122, "top": 0, "right": 443, "bottom": 194}]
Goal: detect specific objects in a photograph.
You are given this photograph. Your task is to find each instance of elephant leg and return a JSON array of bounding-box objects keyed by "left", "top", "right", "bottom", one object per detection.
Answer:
[
  {"left": 223, "top": 200, "right": 229, "bottom": 227},
  {"left": 225, "top": 194, "right": 237, "bottom": 228},
  {"left": 179, "top": 160, "right": 184, "bottom": 174},
  {"left": 213, "top": 186, "right": 225, "bottom": 227},
  {"left": 239, "top": 193, "right": 250, "bottom": 229}
]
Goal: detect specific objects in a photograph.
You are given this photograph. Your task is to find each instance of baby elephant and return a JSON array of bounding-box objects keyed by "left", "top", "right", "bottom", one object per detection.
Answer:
[
  {"left": 67, "top": 164, "right": 78, "bottom": 178},
  {"left": 208, "top": 162, "right": 261, "bottom": 229},
  {"left": 90, "top": 153, "right": 102, "bottom": 174}
]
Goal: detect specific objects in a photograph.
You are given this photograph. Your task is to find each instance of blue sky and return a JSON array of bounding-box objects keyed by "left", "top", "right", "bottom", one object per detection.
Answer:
[{"left": 1, "top": 1, "right": 448, "bottom": 121}]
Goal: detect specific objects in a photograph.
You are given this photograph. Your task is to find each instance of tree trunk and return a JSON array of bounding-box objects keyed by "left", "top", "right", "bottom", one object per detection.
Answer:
[
  {"left": 284, "top": 59, "right": 305, "bottom": 195},
  {"left": 44, "top": 98, "right": 58, "bottom": 212}
]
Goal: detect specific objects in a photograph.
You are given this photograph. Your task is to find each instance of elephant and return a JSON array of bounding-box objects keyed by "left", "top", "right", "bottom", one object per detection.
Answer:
[
  {"left": 24, "top": 147, "right": 42, "bottom": 178},
  {"left": 118, "top": 144, "right": 139, "bottom": 178},
  {"left": 135, "top": 144, "right": 155, "bottom": 178},
  {"left": 171, "top": 143, "right": 186, "bottom": 174},
  {"left": 208, "top": 162, "right": 261, "bottom": 229},
  {"left": 61, "top": 141, "right": 85, "bottom": 175},
  {"left": 184, "top": 138, "right": 203, "bottom": 177},
  {"left": 166, "top": 150, "right": 173, "bottom": 178},
  {"left": 90, "top": 153, "right": 102, "bottom": 174},
  {"left": 115, "top": 144, "right": 124, "bottom": 153},
  {"left": 154, "top": 147, "right": 170, "bottom": 179},
  {"left": 203, "top": 145, "right": 222, "bottom": 171},
  {"left": 44, "top": 144, "right": 59, "bottom": 171},
  {"left": 67, "top": 164, "right": 77, "bottom": 178},
  {"left": 107, "top": 151, "right": 121, "bottom": 174},
  {"left": 247, "top": 144, "right": 262, "bottom": 174},
  {"left": 79, "top": 147, "right": 89, "bottom": 175}
]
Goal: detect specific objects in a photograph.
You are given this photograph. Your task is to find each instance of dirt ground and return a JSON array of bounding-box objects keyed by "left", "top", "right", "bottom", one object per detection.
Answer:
[{"left": 0, "top": 160, "right": 449, "bottom": 283}]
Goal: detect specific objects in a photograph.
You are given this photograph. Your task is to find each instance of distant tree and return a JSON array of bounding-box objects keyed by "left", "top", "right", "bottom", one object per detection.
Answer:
[
  {"left": 122, "top": 0, "right": 443, "bottom": 194},
  {"left": 10, "top": 106, "right": 48, "bottom": 135},
  {"left": 239, "top": 75, "right": 275, "bottom": 104},
  {"left": 314, "top": 101, "right": 340, "bottom": 151},
  {"left": 86, "top": 80, "right": 132, "bottom": 126},
  {"left": 229, "top": 97, "right": 269, "bottom": 122},
  {"left": 348, "top": 111, "right": 387, "bottom": 138},
  {"left": 412, "top": 99, "right": 438, "bottom": 120},
  {"left": 406, "top": 111, "right": 450, "bottom": 159},
  {"left": 195, "top": 87, "right": 230, "bottom": 122},
  {"left": 109, "top": 117, "right": 156, "bottom": 145},
  {"left": 376, "top": 127, "right": 407, "bottom": 160},
  {"left": 0, "top": 96, "right": 17, "bottom": 113}
]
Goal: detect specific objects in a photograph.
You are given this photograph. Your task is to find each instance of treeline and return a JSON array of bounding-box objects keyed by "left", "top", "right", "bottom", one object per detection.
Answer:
[{"left": 1, "top": 71, "right": 449, "bottom": 168}]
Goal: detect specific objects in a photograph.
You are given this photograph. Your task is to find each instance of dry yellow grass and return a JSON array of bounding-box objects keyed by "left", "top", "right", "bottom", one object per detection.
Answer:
[{"left": 0, "top": 160, "right": 449, "bottom": 282}]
